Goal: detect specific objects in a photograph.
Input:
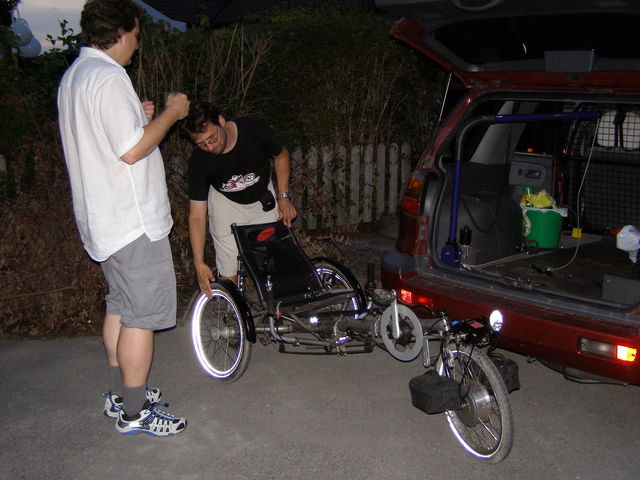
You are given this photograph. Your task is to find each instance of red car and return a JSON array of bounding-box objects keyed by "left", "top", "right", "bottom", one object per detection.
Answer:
[{"left": 377, "top": 0, "right": 640, "bottom": 385}]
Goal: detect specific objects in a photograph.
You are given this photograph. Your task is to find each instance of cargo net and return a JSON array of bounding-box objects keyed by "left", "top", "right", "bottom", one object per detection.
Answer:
[{"left": 563, "top": 108, "right": 640, "bottom": 234}]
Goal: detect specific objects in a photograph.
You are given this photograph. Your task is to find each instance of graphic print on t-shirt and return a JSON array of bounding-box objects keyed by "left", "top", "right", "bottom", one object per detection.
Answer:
[
  {"left": 188, "top": 117, "right": 282, "bottom": 204},
  {"left": 220, "top": 173, "right": 260, "bottom": 192}
]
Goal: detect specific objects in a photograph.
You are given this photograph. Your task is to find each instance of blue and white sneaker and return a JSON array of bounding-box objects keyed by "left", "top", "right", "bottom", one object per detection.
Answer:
[
  {"left": 103, "top": 388, "right": 162, "bottom": 418},
  {"left": 116, "top": 402, "right": 187, "bottom": 436}
]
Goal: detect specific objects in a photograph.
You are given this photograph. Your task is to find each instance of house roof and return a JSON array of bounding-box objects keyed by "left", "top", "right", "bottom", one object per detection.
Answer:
[{"left": 140, "top": 0, "right": 375, "bottom": 27}]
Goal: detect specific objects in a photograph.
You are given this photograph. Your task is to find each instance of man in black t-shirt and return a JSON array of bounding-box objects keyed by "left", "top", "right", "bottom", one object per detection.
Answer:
[{"left": 184, "top": 102, "right": 297, "bottom": 295}]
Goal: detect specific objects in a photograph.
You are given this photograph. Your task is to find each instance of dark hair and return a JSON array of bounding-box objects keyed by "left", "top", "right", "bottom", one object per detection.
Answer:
[
  {"left": 80, "top": 0, "right": 143, "bottom": 50},
  {"left": 183, "top": 102, "right": 222, "bottom": 135}
]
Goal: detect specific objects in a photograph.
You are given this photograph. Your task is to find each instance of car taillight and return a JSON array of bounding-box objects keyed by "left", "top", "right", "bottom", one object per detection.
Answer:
[
  {"left": 579, "top": 338, "right": 637, "bottom": 363},
  {"left": 399, "top": 288, "right": 434, "bottom": 309},
  {"left": 401, "top": 172, "right": 426, "bottom": 216},
  {"left": 617, "top": 346, "right": 637, "bottom": 362}
]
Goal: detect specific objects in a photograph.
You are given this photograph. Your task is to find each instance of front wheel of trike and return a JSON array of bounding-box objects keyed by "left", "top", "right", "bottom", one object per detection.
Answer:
[
  {"left": 438, "top": 345, "right": 514, "bottom": 463},
  {"left": 191, "top": 282, "right": 252, "bottom": 382}
]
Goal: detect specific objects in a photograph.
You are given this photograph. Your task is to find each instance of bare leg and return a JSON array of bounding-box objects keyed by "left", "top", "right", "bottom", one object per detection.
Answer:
[
  {"left": 117, "top": 326, "right": 154, "bottom": 387},
  {"left": 103, "top": 313, "right": 122, "bottom": 367}
]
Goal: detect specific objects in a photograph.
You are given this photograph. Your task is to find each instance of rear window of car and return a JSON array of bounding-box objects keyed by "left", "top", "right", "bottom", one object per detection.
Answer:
[{"left": 434, "top": 13, "right": 640, "bottom": 65}]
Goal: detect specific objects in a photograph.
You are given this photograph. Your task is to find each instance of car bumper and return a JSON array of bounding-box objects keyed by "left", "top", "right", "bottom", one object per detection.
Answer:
[{"left": 381, "top": 250, "right": 640, "bottom": 385}]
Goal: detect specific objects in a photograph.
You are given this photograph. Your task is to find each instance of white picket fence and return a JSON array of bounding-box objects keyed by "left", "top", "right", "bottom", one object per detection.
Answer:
[{"left": 289, "top": 143, "right": 412, "bottom": 230}]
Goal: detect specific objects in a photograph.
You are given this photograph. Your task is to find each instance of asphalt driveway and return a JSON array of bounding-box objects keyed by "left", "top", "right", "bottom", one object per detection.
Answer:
[
  {"left": 1, "top": 322, "right": 638, "bottom": 480},
  {"left": 2, "top": 225, "right": 638, "bottom": 479}
]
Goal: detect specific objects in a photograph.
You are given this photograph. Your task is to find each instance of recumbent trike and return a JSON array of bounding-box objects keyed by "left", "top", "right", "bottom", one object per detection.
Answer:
[{"left": 189, "top": 221, "right": 515, "bottom": 463}]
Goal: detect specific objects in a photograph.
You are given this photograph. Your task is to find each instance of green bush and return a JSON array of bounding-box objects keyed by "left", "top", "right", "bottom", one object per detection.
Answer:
[{"left": 249, "top": 7, "right": 441, "bottom": 150}]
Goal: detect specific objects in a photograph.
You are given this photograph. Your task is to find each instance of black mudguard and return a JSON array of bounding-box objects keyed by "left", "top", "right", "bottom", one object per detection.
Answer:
[{"left": 216, "top": 278, "right": 257, "bottom": 343}]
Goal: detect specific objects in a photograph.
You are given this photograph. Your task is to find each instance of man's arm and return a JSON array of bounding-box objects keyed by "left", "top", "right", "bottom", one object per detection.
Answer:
[
  {"left": 274, "top": 148, "right": 297, "bottom": 226},
  {"left": 121, "top": 93, "right": 189, "bottom": 165},
  {"left": 189, "top": 199, "right": 215, "bottom": 298}
]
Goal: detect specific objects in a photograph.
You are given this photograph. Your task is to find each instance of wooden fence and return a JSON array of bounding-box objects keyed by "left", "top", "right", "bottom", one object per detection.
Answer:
[{"left": 289, "top": 143, "right": 412, "bottom": 230}]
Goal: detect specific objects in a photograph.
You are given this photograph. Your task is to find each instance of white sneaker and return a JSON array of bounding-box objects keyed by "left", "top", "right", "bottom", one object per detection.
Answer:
[
  {"left": 115, "top": 402, "right": 187, "bottom": 436},
  {"left": 103, "top": 388, "right": 162, "bottom": 418}
]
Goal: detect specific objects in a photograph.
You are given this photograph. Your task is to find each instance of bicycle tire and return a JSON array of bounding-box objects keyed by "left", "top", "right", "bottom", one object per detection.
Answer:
[
  {"left": 438, "top": 344, "right": 514, "bottom": 463},
  {"left": 191, "top": 283, "right": 252, "bottom": 382}
]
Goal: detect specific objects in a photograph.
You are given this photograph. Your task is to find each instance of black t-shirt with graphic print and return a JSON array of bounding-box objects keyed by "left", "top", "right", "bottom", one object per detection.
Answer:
[{"left": 188, "top": 117, "right": 283, "bottom": 204}]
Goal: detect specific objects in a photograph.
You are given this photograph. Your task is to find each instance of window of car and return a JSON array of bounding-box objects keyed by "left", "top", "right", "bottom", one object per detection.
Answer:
[{"left": 434, "top": 13, "right": 640, "bottom": 66}]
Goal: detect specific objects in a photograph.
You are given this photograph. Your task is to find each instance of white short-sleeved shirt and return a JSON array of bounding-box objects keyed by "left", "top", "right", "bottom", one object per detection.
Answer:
[{"left": 58, "top": 47, "right": 172, "bottom": 261}]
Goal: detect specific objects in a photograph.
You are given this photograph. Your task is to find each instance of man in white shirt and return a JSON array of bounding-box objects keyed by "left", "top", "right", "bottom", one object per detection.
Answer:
[{"left": 58, "top": 0, "right": 189, "bottom": 436}]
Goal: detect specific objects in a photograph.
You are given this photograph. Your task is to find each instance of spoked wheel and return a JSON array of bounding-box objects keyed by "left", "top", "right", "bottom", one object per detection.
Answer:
[
  {"left": 191, "top": 282, "right": 252, "bottom": 382},
  {"left": 312, "top": 258, "right": 365, "bottom": 313},
  {"left": 438, "top": 345, "right": 513, "bottom": 463}
]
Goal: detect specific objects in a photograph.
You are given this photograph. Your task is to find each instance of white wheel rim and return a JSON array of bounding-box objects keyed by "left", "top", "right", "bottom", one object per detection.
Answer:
[
  {"left": 191, "top": 291, "right": 244, "bottom": 378},
  {"left": 439, "top": 349, "right": 504, "bottom": 460}
]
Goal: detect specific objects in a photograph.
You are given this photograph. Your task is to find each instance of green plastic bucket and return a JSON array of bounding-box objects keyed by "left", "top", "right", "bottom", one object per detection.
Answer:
[{"left": 522, "top": 208, "right": 567, "bottom": 248}]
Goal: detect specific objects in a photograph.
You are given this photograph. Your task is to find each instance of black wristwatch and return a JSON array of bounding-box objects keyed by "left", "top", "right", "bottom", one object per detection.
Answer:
[{"left": 277, "top": 192, "right": 291, "bottom": 199}]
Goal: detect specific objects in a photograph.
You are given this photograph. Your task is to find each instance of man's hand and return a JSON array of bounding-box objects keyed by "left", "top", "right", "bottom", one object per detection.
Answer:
[
  {"left": 195, "top": 260, "right": 215, "bottom": 299},
  {"left": 141, "top": 100, "right": 154, "bottom": 122},
  {"left": 165, "top": 93, "right": 190, "bottom": 121},
  {"left": 121, "top": 93, "right": 190, "bottom": 164},
  {"left": 277, "top": 197, "right": 297, "bottom": 227}
]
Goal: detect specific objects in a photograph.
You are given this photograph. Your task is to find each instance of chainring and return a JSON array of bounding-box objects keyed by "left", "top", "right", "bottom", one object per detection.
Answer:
[{"left": 379, "top": 304, "right": 423, "bottom": 361}]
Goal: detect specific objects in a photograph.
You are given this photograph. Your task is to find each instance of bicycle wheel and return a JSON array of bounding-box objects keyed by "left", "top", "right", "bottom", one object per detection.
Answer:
[
  {"left": 312, "top": 258, "right": 365, "bottom": 311},
  {"left": 438, "top": 345, "right": 514, "bottom": 463},
  {"left": 191, "top": 283, "right": 252, "bottom": 382}
]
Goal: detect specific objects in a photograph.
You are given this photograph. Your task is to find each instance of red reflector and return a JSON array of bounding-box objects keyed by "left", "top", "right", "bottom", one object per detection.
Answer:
[
  {"left": 616, "top": 346, "right": 637, "bottom": 362},
  {"left": 401, "top": 173, "right": 426, "bottom": 216},
  {"left": 257, "top": 227, "right": 275, "bottom": 242},
  {"left": 401, "top": 196, "right": 420, "bottom": 215},
  {"left": 399, "top": 289, "right": 434, "bottom": 309}
]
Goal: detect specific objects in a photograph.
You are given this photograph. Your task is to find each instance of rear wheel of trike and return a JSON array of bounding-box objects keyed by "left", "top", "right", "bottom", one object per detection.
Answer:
[
  {"left": 191, "top": 282, "right": 252, "bottom": 382},
  {"left": 312, "top": 257, "right": 365, "bottom": 311},
  {"left": 438, "top": 345, "right": 514, "bottom": 463}
]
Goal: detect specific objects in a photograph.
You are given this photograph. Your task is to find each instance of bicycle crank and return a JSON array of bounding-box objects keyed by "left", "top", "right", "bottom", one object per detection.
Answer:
[{"left": 379, "top": 304, "right": 423, "bottom": 361}]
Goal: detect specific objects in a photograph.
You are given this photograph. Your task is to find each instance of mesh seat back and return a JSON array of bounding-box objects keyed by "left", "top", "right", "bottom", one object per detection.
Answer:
[{"left": 232, "top": 221, "right": 324, "bottom": 303}]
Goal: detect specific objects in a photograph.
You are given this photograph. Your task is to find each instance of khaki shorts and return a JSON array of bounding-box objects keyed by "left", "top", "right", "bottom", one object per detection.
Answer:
[
  {"left": 208, "top": 183, "right": 279, "bottom": 277},
  {"left": 100, "top": 234, "right": 177, "bottom": 330}
]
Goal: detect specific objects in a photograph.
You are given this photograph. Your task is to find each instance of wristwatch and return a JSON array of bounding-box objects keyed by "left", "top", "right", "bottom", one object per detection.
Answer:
[{"left": 277, "top": 192, "right": 291, "bottom": 199}]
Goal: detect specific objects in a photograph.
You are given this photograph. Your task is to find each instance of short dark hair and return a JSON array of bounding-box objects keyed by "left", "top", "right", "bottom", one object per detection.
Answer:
[
  {"left": 183, "top": 102, "right": 222, "bottom": 135},
  {"left": 81, "top": 0, "right": 143, "bottom": 50}
]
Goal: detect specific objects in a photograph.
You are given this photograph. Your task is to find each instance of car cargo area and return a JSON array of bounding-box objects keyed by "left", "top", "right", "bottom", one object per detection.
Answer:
[
  {"left": 432, "top": 98, "right": 640, "bottom": 310},
  {"left": 476, "top": 233, "right": 638, "bottom": 307}
]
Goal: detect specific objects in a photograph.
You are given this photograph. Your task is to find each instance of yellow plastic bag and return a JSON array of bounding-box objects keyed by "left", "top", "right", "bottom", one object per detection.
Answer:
[{"left": 529, "top": 189, "right": 557, "bottom": 209}]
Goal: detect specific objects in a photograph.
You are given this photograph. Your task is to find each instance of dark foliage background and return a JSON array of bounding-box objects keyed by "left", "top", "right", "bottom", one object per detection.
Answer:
[{"left": 0, "top": 7, "right": 442, "bottom": 337}]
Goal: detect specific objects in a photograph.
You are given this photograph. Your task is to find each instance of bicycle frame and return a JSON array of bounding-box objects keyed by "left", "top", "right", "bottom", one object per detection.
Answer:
[{"left": 190, "top": 223, "right": 515, "bottom": 463}]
